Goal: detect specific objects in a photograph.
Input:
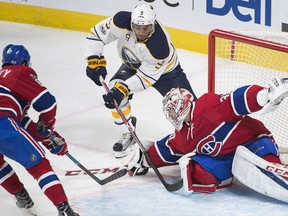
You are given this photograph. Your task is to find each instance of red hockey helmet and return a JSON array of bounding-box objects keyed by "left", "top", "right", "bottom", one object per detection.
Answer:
[{"left": 162, "top": 88, "right": 193, "bottom": 131}]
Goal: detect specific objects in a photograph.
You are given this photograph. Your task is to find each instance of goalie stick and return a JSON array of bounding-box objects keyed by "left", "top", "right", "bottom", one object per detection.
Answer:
[
  {"left": 101, "top": 78, "right": 183, "bottom": 192},
  {"left": 66, "top": 152, "right": 127, "bottom": 185}
]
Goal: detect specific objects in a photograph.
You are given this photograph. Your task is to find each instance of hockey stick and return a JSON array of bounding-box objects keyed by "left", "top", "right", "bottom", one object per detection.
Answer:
[
  {"left": 66, "top": 152, "right": 127, "bottom": 185},
  {"left": 101, "top": 78, "right": 183, "bottom": 191}
]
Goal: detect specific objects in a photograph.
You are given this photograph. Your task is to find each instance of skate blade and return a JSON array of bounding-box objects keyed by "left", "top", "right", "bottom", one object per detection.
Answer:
[{"left": 20, "top": 207, "right": 37, "bottom": 216}]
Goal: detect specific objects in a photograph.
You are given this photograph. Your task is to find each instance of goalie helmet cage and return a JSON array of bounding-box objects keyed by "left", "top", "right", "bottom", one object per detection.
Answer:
[{"left": 208, "top": 29, "right": 288, "bottom": 156}]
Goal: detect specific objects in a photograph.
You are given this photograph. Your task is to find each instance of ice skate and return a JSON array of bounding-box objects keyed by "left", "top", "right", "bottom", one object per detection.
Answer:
[
  {"left": 113, "top": 117, "right": 137, "bottom": 152},
  {"left": 57, "top": 202, "right": 80, "bottom": 216},
  {"left": 14, "top": 188, "right": 37, "bottom": 215},
  {"left": 135, "top": 167, "right": 149, "bottom": 176}
]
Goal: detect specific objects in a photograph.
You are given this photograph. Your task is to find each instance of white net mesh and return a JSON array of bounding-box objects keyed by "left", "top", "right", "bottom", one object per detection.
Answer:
[{"left": 210, "top": 29, "right": 288, "bottom": 158}]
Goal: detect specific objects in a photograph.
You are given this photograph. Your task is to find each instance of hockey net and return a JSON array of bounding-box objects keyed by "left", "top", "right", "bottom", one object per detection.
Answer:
[{"left": 208, "top": 29, "right": 288, "bottom": 160}]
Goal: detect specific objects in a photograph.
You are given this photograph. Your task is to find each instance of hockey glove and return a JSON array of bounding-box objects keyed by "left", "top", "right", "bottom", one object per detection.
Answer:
[
  {"left": 102, "top": 82, "right": 130, "bottom": 109},
  {"left": 259, "top": 77, "right": 288, "bottom": 115},
  {"left": 267, "top": 77, "right": 288, "bottom": 106},
  {"left": 21, "top": 117, "right": 52, "bottom": 142},
  {"left": 119, "top": 145, "right": 149, "bottom": 177},
  {"left": 42, "top": 131, "right": 68, "bottom": 156},
  {"left": 86, "top": 55, "right": 107, "bottom": 86}
]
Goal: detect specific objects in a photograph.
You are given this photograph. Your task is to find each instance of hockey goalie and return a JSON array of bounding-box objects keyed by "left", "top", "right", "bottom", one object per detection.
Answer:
[{"left": 119, "top": 77, "right": 288, "bottom": 203}]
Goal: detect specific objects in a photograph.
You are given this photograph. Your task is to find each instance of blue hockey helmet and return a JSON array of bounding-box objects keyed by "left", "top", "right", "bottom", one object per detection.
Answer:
[{"left": 2, "top": 44, "right": 31, "bottom": 67}]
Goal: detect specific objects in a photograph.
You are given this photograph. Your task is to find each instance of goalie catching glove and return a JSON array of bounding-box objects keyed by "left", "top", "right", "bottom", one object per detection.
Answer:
[
  {"left": 102, "top": 82, "right": 130, "bottom": 109},
  {"left": 258, "top": 77, "right": 288, "bottom": 114},
  {"left": 119, "top": 144, "right": 150, "bottom": 176},
  {"left": 42, "top": 131, "right": 68, "bottom": 156},
  {"left": 86, "top": 55, "right": 107, "bottom": 86}
]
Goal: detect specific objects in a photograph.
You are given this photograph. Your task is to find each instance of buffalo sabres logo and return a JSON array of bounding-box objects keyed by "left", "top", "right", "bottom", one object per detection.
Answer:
[
  {"left": 196, "top": 135, "right": 223, "bottom": 157},
  {"left": 121, "top": 47, "right": 141, "bottom": 70}
]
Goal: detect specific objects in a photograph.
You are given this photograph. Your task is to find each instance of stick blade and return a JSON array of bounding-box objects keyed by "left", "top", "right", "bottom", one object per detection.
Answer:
[
  {"left": 98, "top": 167, "right": 128, "bottom": 185},
  {"left": 164, "top": 179, "right": 183, "bottom": 192}
]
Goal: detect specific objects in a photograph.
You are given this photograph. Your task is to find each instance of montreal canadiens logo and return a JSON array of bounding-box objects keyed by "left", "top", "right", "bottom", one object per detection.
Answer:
[{"left": 196, "top": 135, "right": 222, "bottom": 157}]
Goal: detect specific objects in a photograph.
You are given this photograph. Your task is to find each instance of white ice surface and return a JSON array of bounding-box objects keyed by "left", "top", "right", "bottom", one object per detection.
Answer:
[{"left": 0, "top": 21, "right": 287, "bottom": 216}]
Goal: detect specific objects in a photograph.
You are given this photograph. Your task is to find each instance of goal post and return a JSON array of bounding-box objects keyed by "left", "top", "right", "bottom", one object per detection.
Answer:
[{"left": 208, "top": 29, "right": 288, "bottom": 158}]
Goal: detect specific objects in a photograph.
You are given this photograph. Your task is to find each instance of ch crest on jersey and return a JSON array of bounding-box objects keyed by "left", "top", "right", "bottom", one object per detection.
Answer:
[
  {"left": 121, "top": 47, "right": 141, "bottom": 70},
  {"left": 196, "top": 122, "right": 238, "bottom": 156},
  {"left": 196, "top": 135, "right": 223, "bottom": 157}
]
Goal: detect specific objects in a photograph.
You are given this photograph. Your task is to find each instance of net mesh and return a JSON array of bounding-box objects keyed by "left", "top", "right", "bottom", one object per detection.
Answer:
[{"left": 211, "top": 30, "right": 288, "bottom": 154}]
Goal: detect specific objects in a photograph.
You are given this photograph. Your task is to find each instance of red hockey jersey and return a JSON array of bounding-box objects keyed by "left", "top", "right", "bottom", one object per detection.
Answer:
[
  {"left": 0, "top": 65, "right": 56, "bottom": 128},
  {"left": 165, "top": 85, "right": 272, "bottom": 157}
]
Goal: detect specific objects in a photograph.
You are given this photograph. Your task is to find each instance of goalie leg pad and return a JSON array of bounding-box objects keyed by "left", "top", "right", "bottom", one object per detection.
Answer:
[
  {"left": 232, "top": 146, "right": 288, "bottom": 203},
  {"left": 179, "top": 157, "right": 194, "bottom": 193},
  {"left": 119, "top": 144, "right": 150, "bottom": 177},
  {"left": 262, "top": 154, "right": 281, "bottom": 164},
  {"left": 179, "top": 157, "right": 224, "bottom": 194}
]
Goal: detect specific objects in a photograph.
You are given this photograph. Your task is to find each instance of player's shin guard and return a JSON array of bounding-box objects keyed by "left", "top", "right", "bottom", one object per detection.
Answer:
[
  {"left": 27, "top": 158, "right": 68, "bottom": 206},
  {"left": 0, "top": 162, "right": 24, "bottom": 194}
]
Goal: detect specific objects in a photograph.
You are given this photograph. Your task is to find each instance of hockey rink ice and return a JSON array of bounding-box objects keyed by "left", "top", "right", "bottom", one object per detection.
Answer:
[{"left": 1, "top": 21, "right": 288, "bottom": 215}]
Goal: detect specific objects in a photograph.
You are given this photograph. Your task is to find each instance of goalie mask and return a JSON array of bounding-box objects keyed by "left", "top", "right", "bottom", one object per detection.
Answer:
[
  {"left": 131, "top": 4, "right": 156, "bottom": 41},
  {"left": 162, "top": 88, "right": 193, "bottom": 131}
]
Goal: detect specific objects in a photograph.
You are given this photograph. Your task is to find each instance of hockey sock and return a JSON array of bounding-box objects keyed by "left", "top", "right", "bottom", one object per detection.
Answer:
[
  {"left": 27, "top": 158, "right": 68, "bottom": 206},
  {"left": 0, "top": 154, "right": 24, "bottom": 194},
  {"left": 0, "top": 163, "right": 24, "bottom": 194}
]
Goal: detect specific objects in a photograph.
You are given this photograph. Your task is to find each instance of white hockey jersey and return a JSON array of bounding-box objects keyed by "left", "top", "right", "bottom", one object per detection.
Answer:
[{"left": 85, "top": 11, "right": 179, "bottom": 93}]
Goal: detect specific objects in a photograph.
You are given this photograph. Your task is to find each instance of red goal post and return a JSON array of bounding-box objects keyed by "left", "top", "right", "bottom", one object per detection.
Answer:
[{"left": 208, "top": 29, "right": 288, "bottom": 158}]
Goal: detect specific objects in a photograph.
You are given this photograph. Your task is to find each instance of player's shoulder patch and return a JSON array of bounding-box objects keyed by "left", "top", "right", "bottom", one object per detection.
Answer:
[
  {"left": 16, "top": 65, "right": 37, "bottom": 79},
  {"left": 145, "top": 22, "right": 170, "bottom": 60},
  {"left": 113, "top": 11, "right": 132, "bottom": 31}
]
